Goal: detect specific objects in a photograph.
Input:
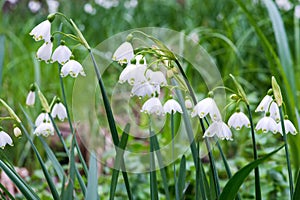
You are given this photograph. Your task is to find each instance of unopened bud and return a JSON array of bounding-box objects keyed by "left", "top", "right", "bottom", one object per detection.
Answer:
[{"left": 13, "top": 126, "right": 22, "bottom": 138}]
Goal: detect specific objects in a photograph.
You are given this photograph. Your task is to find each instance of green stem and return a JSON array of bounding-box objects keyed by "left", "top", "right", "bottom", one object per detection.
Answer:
[
  {"left": 171, "top": 112, "right": 180, "bottom": 200},
  {"left": 174, "top": 59, "right": 221, "bottom": 197},
  {"left": 247, "top": 105, "right": 261, "bottom": 200},
  {"left": 279, "top": 107, "right": 294, "bottom": 199}
]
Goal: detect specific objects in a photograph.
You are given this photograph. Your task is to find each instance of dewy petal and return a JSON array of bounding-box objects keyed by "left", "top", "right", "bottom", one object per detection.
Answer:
[
  {"left": 163, "top": 99, "right": 182, "bottom": 114},
  {"left": 146, "top": 70, "right": 167, "bottom": 86},
  {"left": 34, "top": 122, "right": 54, "bottom": 137},
  {"left": 61, "top": 60, "right": 86, "bottom": 78},
  {"left": 204, "top": 121, "right": 232, "bottom": 140},
  {"left": 255, "top": 95, "right": 273, "bottom": 112},
  {"left": 51, "top": 102, "right": 67, "bottom": 121},
  {"left": 36, "top": 41, "right": 53, "bottom": 63},
  {"left": 51, "top": 45, "right": 72, "bottom": 64},
  {"left": 191, "top": 97, "right": 222, "bottom": 121},
  {"left": 228, "top": 111, "right": 250, "bottom": 130},
  {"left": 141, "top": 97, "right": 164, "bottom": 116},
  {"left": 131, "top": 82, "right": 159, "bottom": 98},
  {"left": 26, "top": 91, "right": 35, "bottom": 106},
  {"left": 29, "top": 20, "right": 51, "bottom": 42},
  {"left": 119, "top": 64, "right": 147, "bottom": 85},
  {"left": 112, "top": 42, "right": 134, "bottom": 64},
  {"left": 277, "top": 119, "right": 298, "bottom": 135},
  {"left": 255, "top": 116, "right": 277, "bottom": 133},
  {"left": 35, "top": 112, "right": 50, "bottom": 127},
  {"left": 0, "top": 131, "right": 13, "bottom": 148}
]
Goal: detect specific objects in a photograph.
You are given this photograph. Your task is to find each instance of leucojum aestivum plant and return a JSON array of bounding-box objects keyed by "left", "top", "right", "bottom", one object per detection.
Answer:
[{"left": 0, "top": 12, "right": 298, "bottom": 199}]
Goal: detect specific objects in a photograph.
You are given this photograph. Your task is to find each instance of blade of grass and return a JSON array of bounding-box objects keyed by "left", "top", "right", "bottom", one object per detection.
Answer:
[
  {"left": 0, "top": 160, "right": 39, "bottom": 200},
  {"left": 150, "top": 131, "right": 159, "bottom": 200},
  {"left": 110, "top": 124, "right": 130, "bottom": 200},
  {"left": 85, "top": 152, "right": 99, "bottom": 200},
  {"left": 219, "top": 145, "right": 284, "bottom": 200},
  {"left": 293, "top": 169, "right": 300, "bottom": 200},
  {"left": 0, "top": 35, "right": 4, "bottom": 91},
  {"left": 177, "top": 155, "right": 186, "bottom": 200}
]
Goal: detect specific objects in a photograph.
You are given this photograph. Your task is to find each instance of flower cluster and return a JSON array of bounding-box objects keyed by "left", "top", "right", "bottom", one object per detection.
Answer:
[
  {"left": 113, "top": 41, "right": 183, "bottom": 116},
  {"left": 192, "top": 95, "right": 233, "bottom": 140},
  {"left": 255, "top": 90, "right": 297, "bottom": 135},
  {"left": 29, "top": 15, "right": 85, "bottom": 78}
]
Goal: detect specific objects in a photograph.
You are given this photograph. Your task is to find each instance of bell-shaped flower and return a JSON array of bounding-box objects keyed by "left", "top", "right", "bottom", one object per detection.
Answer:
[
  {"left": 204, "top": 121, "right": 233, "bottom": 140},
  {"left": 269, "top": 102, "right": 280, "bottom": 122},
  {"left": 191, "top": 97, "right": 222, "bottom": 121},
  {"left": 163, "top": 99, "right": 182, "bottom": 114},
  {"left": 29, "top": 20, "right": 51, "bottom": 42},
  {"left": 26, "top": 84, "right": 36, "bottom": 106},
  {"left": 277, "top": 118, "right": 298, "bottom": 135},
  {"left": 112, "top": 41, "right": 134, "bottom": 64},
  {"left": 34, "top": 122, "right": 54, "bottom": 137},
  {"left": 255, "top": 94, "right": 273, "bottom": 112},
  {"left": 146, "top": 70, "right": 167, "bottom": 86},
  {"left": 61, "top": 60, "right": 86, "bottom": 78},
  {"left": 35, "top": 111, "right": 50, "bottom": 127},
  {"left": 36, "top": 41, "right": 53, "bottom": 63},
  {"left": 255, "top": 112, "right": 277, "bottom": 133},
  {"left": 228, "top": 110, "right": 250, "bottom": 130},
  {"left": 0, "top": 130, "right": 13, "bottom": 148},
  {"left": 131, "top": 82, "right": 159, "bottom": 98},
  {"left": 51, "top": 43, "right": 72, "bottom": 64},
  {"left": 141, "top": 97, "right": 164, "bottom": 116},
  {"left": 13, "top": 126, "right": 22, "bottom": 138},
  {"left": 119, "top": 55, "right": 147, "bottom": 85},
  {"left": 51, "top": 101, "right": 67, "bottom": 121}
]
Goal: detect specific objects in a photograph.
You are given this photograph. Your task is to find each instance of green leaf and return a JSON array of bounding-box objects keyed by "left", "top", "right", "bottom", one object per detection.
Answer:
[
  {"left": 0, "top": 160, "right": 39, "bottom": 200},
  {"left": 0, "top": 35, "right": 4, "bottom": 91},
  {"left": 85, "top": 152, "right": 99, "bottom": 200},
  {"left": 293, "top": 169, "right": 300, "bottom": 200},
  {"left": 177, "top": 155, "right": 186, "bottom": 199},
  {"left": 219, "top": 145, "right": 284, "bottom": 200},
  {"left": 150, "top": 131, "right": 159, "bottom": 200}
]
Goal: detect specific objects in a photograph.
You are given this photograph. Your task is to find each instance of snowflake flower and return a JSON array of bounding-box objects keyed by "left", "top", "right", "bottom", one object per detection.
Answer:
[
  {"left": 35, "top": 111, "right": 50, "bottom": 127},
  {"left": 131, "top": 82, "right": 159, "bottom": 98},
  {"left": 255, "top": 113, "right": 277, "bottom": 133},
  {"left": 141, "top": 97, "right": 164, "bottom": 116},
  {"left": 51, "top": 101, "right": 67, "bottom": 121},
  {"left": 26, "top": 84, "right": 36, "bottom": 106},
  {"left": 51, "top": 43, "right": 72, "bottom": 64},
  {"left": 146, "top": 70, "right": 167, "bottom": 86},
  {"left": 113, "top": 41, "right": 134, "bottom": 64},
  {"left": 277, "top": 119, "right": 298, "bottom": 135},
  {"left": 163, "top": 99, "right": 182, "bottom": 114},
  {"left": 228, "top": 111, "right": 250, "bottom": 130},
  {"left": 255, "top": 94, "right": 273, "bottom": 112},
  {"left": 0, "top": 130, "right": 13, "bottom": 148},
  {"left": 204, "top": 121, "right": 233, "bottom": 140},
  {"left": 36, "top": 41, "right": 53, "bottom": 63},
  {"left": 29, "top": 20, "right": 51, "bottom": 42},
  {"left": 191, "top": 97, "right": 222, "bottom": 121},
  {"left": 61, "top": 60, "right": 86, "bottom": 78},
  {"left": 34, "top": 122, "right": 54, "bottom": 137},
  {"left": 13, "top": 126, "right": 22, "bottom": 138}
]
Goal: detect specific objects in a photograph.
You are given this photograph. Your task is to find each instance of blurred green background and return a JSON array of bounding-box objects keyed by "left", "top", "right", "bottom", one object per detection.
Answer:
[{"left": 1, "top": 0, "right": 300, "bottom": 199}]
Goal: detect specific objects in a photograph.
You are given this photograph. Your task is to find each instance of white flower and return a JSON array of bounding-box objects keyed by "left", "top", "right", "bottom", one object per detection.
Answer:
[
  {"left": 276, "top": 0, "right": 292, "bottom": 11},
  {"left": 141, "top": 97, "right": 164, "bottom": 116},
  {"left": 36, "top": 41, "right": 53, "bottom": 63},
  {"left": 34, "top": 122, "right": 54, "bottom": 137},
  {"left": 131, "top": 82, "right": 159, "bottom": 97},
  {"left": 163, "top": 99, "right": 182, "bottom": 114},
  {"left": 295, "top": 5, "right": 300, "bottom": 19},
  {"left": 269, "top": 102, "right": 280, "bottom": 122},
  {"left": 61, "top": 60, "right": 86, "bottom": 78},
  {"left": 51, "top": 102, "right": 67, "bottom": 121},
  {"left": 146, "top": 70, "right": 167, "bottom": 86},
  {"left": 255, "top": 115, "right": 277, "bottom": 133},
  {"left": 204, "top": 121, "right": 233, "bottom": 140},
  {"left": 29, "top": 20, "right": 51, "bottom": 42},
  {"left": 13, "top": 127, "right": 22, "bottom": 137},
  {"left": 255, "top": 95, "right": 273, "bottom": 112},
  {"left": 26, "top": 91, "right": 35, "bottom": 106},
  {"left": 51, "top": 44, "right": 72, "bottom": 64},
  {"left": 35, "top": 112, "right": 50, "bottom": 127},
  {"left": 113, "top": 42, "right": 134, "bottom": 64},
  {"left": 119, "top": 55, "right": 148, "bottom": 85},
  {"left": 191, "top": 97, "right": 222, "bottom": 121},
  {"left": 276, "top": 119, "right": 298, "bottom": 135},
  {"left": 0, "top": 131, "right": 13, "bottom": 148},
  {"left": 228, "top": 111, "right": 250, "bottom": 130}
]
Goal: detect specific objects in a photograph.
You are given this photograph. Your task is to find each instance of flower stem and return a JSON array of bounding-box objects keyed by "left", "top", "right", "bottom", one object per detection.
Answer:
[
  {"left": 279, "top": 107, "right": 294, "bottom": 199},
  {"left": 247, "top": 105, "right": 262, "bottom": 200}
]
